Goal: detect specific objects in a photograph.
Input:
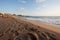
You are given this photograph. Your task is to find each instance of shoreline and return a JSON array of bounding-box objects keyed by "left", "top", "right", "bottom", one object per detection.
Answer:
[
  {"left": 16, "top": 17, "right": 60, "bottom": 33},
  {"left": 24, "top": 19, "right": 60, "bottom": 33},
  {"left": 35, "top": 20, "right": 60, "bottom": 28},
  {"left": 23, "top": 17, "right": 60, "bottom": 28},
  {"left": 25, "top": 19, "right": 60, "bottom": 28},
  {"left": 24, "top": 17, "right": 60, "bottom": 28}
]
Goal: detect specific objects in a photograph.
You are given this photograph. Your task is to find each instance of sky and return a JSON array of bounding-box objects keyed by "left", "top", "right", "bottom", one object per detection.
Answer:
[{"left": 0, "top": 0, "right": 60, "bottom": 16}]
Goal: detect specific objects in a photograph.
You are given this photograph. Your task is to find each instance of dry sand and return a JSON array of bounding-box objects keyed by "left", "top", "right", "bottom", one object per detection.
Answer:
[{"left": 0, "top": 15, "right": 60, "bottom": 40}]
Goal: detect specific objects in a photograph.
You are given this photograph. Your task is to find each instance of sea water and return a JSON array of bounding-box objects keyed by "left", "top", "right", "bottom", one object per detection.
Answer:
[{"left": 24, "top": 16, "right": 60, "bottom": 28}]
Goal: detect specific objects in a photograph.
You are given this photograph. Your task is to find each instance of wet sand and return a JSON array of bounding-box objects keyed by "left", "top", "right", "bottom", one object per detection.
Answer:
[{"left": 0, "top": 15, "right": 60, "bottom": 40}]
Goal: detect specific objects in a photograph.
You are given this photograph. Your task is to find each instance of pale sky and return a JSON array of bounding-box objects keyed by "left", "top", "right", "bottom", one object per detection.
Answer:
[{"left": 0, "top": 0, "right": 60, "bottom": 16}]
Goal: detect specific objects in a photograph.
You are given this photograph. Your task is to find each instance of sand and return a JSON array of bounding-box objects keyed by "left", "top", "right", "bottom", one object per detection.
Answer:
[
  {"left": 22, "top": 19, "right": 60, "bottom": 33},
  {"left": 0, "top": 15, "right": 60, "bottom": 40}
]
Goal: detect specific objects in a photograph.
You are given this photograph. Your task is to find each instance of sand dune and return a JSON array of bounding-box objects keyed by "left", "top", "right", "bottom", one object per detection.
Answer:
[{"left": 0, "top": 15, "right": 60, "bottom": 40}]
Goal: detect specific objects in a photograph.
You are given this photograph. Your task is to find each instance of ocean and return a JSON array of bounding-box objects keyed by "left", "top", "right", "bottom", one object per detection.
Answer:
[{"left": 24, "top": 16, "right": 60, "bottom": 28}]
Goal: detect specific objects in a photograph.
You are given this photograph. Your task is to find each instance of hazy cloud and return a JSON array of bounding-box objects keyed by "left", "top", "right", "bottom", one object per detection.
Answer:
[
  {"left": 17, "top": 7, "right": 25, "bottom": 13},
  {"left": 17, "top": 7, "right": 28, "bottom": 15},
  {"left": 42, "top": 4, "right": 49, "bottom": 9},
  {"left": 36, "top": 0, "right": 46, "bottom": 3},
  {"left": 18, "top": 0, "right": 27, "bottom": 3}
]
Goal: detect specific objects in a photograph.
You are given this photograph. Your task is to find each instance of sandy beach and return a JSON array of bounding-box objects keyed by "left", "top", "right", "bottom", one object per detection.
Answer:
[
  {"left": 15, "top": 16, "right": 60, "bottom": 33},
  {"left": 22, "top": 19, "right": 60, "bottom": 33},
  {"left": 0, "top": 15, "right": 60, "bottom": 40}
]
